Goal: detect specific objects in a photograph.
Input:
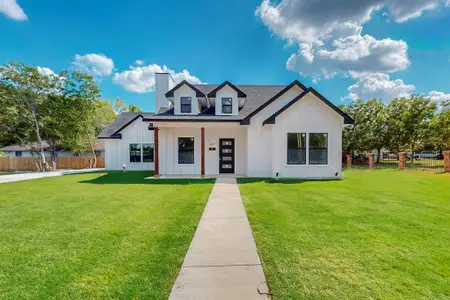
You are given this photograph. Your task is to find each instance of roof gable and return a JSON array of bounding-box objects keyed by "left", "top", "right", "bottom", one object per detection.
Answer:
[
  {"left": 263, "top": 88, "right": 354, "bottom": 125},
  {"left": 165, "top": 80, "right": 206, "bottom": 98},
  {"left": 207, "top": 81, "right": 247, "bottom": 98}
]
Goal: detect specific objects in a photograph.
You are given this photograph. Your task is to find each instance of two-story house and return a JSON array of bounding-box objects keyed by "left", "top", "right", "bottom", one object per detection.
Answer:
[{"left": 98, "top": 73, "right": 354, "bottom": 178}]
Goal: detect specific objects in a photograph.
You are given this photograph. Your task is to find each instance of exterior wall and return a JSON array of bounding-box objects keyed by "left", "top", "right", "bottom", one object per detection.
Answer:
[
  {"left": 247, "top": 85, "right": 304, "bottom": 177},
  {"left": 174, "top": 85, "right": 201, "bottom": 115},
  {"left": 215, "top": 85, "right": 239, "bottom": 116},
  {"left": 158, "top": 124, "right": 247, "bottom": 176},
  {"left": 270, "top": 93, "right": 343, "bottom": 178},
  {"left": 104, "top": 118, "right": 154, "bottom": 170}
]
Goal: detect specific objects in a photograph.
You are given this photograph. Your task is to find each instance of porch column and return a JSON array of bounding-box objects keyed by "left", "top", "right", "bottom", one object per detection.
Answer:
[
  {"left": 201, "top": 127, "right": 205, "bottom": 177},
  {"left": 154, "top": 127, "right": 159, "bottom": 177}
]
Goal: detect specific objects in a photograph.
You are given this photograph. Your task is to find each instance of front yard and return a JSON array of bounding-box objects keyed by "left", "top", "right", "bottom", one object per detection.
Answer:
[
  {"left": 239, "top": 170, "right": 450, "bottom": 299},
  {"left": 0, "top": 172, "right": 214, "bottom": 299}
]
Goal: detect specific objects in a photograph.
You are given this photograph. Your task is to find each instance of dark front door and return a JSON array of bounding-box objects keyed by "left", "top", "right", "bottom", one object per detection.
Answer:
[{"left": 219, "top": 138, "right": 235, "bottom": 174}]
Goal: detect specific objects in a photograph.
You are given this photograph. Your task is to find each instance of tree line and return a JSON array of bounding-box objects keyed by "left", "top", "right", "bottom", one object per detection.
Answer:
[
  {"left": 0, "top": 62, "right": 141, "bottom": 171},
  {"left": 339, "top": 96, "right": 450, "bottom": 162}
]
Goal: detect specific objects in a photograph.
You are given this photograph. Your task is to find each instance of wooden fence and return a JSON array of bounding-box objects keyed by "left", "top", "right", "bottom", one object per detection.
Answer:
[{"left": 0, "top": 157, "right": 105, "bottom": 171}]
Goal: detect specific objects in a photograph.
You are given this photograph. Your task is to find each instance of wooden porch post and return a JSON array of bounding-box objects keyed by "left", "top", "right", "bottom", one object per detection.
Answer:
[
  {"left": 154, "top": 127, "right": 159, "bottom": 177},
  {"left": 201, "top": 127, "right": 205, "bottom": 177}
]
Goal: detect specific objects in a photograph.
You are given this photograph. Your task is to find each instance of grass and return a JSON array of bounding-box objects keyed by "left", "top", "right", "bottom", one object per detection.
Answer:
[
  {"left": 239, "top": 169, "right": 450, "bottom": 299},
  {"left": 0, "top": 171, "right": 214, "bottom": 300}
]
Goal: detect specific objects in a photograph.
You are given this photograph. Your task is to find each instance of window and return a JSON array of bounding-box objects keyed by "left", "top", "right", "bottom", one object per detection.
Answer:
[
  {"left": 287, "top": 133, "right": 306, "bottom": 165},
  {"left": 222, "top": 97, "right": 232, "bottom": 114},
  {"left": 178, "top": 137, "right": 194, "bottom": 164},
  {"left": 180, "top": 97, "right": 192, "bottom": 113},
  {"left": 142, "top": 143, "right": 154, "bottom": 162},
  {"left": 129, "top": 143, "right": 141, "bottom": 162},
  {"left": 309, "top": 133, "right": 328, "bottom": 165},
  {"left": 15, "top": 151, "right": 23, "bottom": 157}
]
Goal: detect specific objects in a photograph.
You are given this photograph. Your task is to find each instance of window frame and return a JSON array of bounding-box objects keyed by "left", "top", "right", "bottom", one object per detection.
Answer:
[
  {"left": 15, "top": 151, "right": 23, "bottom": 157},
  {"left": 142, "top": 143, "right": 154, "bottom": 163},
  {"left": 180, "top": 96, "right": 192, "bottom": 114},
  {"left": 308, "top": 133, "right": 328, "bottom": 165},
  {"left": 286, "top": 133, "right": 307, "bottom": 165},
  {"left": 221, "top": 97, "right": 233, "bottom": 114},
  {"left": 129, "top": 143, "right": 142, "bottom": 163},
  {"left": 178, "top": 137, "right": 195, "bottom": 165}
]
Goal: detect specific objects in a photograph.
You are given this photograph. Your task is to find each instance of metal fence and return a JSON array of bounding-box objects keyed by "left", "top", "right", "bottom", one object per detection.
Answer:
[
  {"left": 406, "top": 152, "right": 444, "bottom": 172},
  {"left": 374, "top": 152, "right": 399, "bottom": 169}
]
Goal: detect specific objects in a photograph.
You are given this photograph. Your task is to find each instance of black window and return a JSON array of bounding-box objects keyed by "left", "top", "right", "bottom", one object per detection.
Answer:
[
  {"left": 309, "top": 133, "right": 328, "bottom": 165},
  {"left": 178, "top": 137, "right": 194, "bottom": 164},
  {"left": 222, "top": 97, "right": 232, "bottom": 114},
  {"left": 142, "top": 143, "right": 154, "bottom": 162},
  {"left": 15, "top": 151, "right": 23, "bottom": 157},
  {"left": 129, "top": 143, "right": 141, "bottom": 162},
  {"left": 180, "top": 97, "right": 192, "bottom": 113},
  {"left": 287, "top": 133, "right": 306, "bottom": 165}
]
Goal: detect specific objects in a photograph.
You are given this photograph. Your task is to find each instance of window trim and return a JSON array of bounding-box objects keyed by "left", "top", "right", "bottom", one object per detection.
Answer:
[
  {"left": 286, "top": 132, "right": 307, "bottom": 165},
  {"left": 180, "top": 96, "right": 192, "bottom": 114},
  {"left": 129, "top": 143, "right": 142, "bottom": 163},
  {"left": 178, "top": 136, "right": 195, "bottom": 165},
  {"left": 142, "top": 143, "right": 154, "bottom": 163},
  {"left": 221, "top": 97, "right": 233, "bottom": 114},
  {"left": 308, "top": 133, "right": 328, "bottom": 165},
  {"left": 129, "top": 143, "right": 154, "bottom": 163}
]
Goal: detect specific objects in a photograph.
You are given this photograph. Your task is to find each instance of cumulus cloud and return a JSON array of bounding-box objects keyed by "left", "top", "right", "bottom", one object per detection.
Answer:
[
  {"left": 427, "top": 90, "right": 450, "bottom": 103},
  {"left": 346, "top": 73, "right": 415, "bottom": 101},
  {"left": 113, "top": 64, "right": 204, "bottom": 93},
  {"left": 71, "top": 53, "right": 114, "bottom": 77},
  {"left": 135, "top": 60, "right": 144, "bottom": 66},
  {"left": 256, "top": 0, "right": 446, "bottom": 80},
  {"left": 36, "top": 66, "right": 56, "bottom": 77},
  {"left": 0, "top": 0, "right": 27, "bottom": 21}
]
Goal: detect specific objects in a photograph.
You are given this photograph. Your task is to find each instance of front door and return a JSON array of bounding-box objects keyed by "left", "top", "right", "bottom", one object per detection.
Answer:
[{"left": 219, "top": 138, "right": 235, "bottom": 174}]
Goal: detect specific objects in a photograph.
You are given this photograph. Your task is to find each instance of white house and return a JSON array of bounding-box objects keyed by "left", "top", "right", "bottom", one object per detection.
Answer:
[{"left": 98, "top": 73, "right": 354, "bottom": 178}]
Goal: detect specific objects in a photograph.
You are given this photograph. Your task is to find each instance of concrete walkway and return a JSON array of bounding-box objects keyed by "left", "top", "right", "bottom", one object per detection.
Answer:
[
  {"left": 170, "top": 178, "right": 269, "bottom": 300},
  {"left": 0, "top": 168, "right": 104, "bottom": 184}
]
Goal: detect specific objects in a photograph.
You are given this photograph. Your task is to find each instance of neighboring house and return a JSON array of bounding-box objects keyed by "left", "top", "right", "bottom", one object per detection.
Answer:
[
  {"left": 1, "top": 140, "right": 105, "bottom": 158},
  {"left": 98, "top": 73, "right": 354, "bottom": 178}
]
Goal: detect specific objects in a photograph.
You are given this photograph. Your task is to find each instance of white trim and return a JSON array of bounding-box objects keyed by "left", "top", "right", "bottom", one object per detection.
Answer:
[{"left": 177, "top": 136, "right": 195, "bottom": 165}]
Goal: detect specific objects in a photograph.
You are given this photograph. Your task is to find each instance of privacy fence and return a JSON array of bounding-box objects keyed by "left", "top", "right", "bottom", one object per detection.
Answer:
[
  {"left": 0, "top": 157, "right": 105, "bottom": 172},
  {"left": 344, "top": 151, "right": 450, "bottom": 173}
]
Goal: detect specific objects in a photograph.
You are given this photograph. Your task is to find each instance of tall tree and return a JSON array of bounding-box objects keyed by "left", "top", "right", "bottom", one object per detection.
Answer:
[{"left": 0, "top": 62, "right": 61, "bottom": 171}]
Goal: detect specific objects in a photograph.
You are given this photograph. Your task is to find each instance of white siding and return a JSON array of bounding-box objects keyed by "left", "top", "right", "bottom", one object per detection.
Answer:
[
  {"left": 174, "top": 85, "right": 201, "bottom": 115},
  {"left": 104, "top": 118, "right": 154, "bottom": 170},
  {"left": 247, "top": 85, "right": 304, "bottom": 177},
  {"left": 215, "top": 85, "right": 239, "bottom": 116}
]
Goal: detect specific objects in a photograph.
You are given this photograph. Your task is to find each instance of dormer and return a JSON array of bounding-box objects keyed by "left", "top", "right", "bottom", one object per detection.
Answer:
[
  {"left": 165, "top": 80, "right": 208, "bottom": 115},
  {"left": 207, "top": 81, "right": 247, "bottom": 116}
]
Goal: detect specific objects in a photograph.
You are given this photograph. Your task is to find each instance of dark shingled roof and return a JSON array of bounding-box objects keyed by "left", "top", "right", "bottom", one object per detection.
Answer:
[
  {"left": 1, "top": 140, "right": 105, "bottom": 152},
  {"left": 98, "top": 82, "right": 354, "bottom": 139}
]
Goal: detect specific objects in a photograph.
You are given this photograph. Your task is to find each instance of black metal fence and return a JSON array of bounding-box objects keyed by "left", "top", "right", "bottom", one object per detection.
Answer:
[
  {"left": 374, "top": 152, "right": 398, "bottom": 169},
  {"left": 406, "top": 152, "right": 444, "bottom": 172}
]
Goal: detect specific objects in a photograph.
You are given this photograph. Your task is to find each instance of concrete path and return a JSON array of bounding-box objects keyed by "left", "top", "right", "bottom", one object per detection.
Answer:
[
  {"left": 170, "top": 178, "right": 269, "bottom": 300},
  {"left": 0, "top": 168, "right": 104, "bottom": 184}
]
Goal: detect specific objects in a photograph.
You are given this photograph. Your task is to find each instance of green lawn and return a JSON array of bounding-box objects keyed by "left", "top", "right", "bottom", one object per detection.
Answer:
[
  {"left": 239, "top": 170, "right": 450, "bottom": 300},
  {"left": 0, "top": 171, "right": 214, "bottom": 300}
]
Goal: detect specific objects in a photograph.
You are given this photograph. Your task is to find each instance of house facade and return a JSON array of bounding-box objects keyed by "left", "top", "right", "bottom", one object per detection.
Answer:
[{"left": 99, "top": 73, "right": 354, "bottom": 178}]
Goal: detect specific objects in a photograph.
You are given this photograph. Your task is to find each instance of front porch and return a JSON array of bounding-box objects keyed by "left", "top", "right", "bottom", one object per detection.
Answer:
[{"left": 151, "top": 122, "right": 248, "bottom": 177}]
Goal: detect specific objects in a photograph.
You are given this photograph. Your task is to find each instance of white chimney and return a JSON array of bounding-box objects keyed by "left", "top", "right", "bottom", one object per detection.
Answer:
[{"left": 155, "top": 73, "right": 175, "bottom": 113}]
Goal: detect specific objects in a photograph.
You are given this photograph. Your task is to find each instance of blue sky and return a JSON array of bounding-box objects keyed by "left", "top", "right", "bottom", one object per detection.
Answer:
[{"left": 1, "top": 0, "right": 450, "bottom": 112}]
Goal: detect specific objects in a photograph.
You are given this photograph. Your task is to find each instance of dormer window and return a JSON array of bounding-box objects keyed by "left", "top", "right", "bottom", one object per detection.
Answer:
[
  {"left": 180, "top": 97, "right": 192, "bottom": 113},
  {"left": 222, "top": 97, "right": 233, "bottom": 114}
]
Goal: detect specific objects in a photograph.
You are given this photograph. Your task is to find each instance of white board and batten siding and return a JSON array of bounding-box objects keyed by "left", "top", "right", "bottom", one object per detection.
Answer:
[{"left": 104, "top": 119, "right": 154, "bottom": 171}]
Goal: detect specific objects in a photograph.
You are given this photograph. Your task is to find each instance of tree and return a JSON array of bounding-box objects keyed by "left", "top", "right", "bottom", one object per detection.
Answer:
[
  {"left": 128, "top": 104, "right": 142, "bottom": 112},
  {"left": 111, "top": 98, "right": 141, "bottom": 114},
  {"left": 385, "top": 95, "right": 437, "bottom": 153},
  {"left": 428, "top": 101, "right": 450, "bottom": 151},
  {"left": 0, "top": 62, "right": 62, "bottom": 171}
]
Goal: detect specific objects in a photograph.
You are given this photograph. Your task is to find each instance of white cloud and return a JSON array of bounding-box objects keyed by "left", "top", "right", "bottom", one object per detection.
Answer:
[
  {"left": 0, "top": 0, "right": 27, "bottom": 21},
  {"left": 287, "top": 34, "right": 410, "bottom": 79},
  {"left": 71, "top": 53, "right": 114, "bottom": 77},
  {"left": 256, "top": 0, "right": 447, "bottom": 80},
  {"left": 135, "top": 60, "right": 144, "bottom": 66},
  {"left": 112, "top": 64, "right": 204, "bottom": 93},
  {"left": 427, "top": 90, "right": 450, "bottom": 103},
  {"left": 36, "top": 66, "right": 56, "bottom": 77},
  {"left": 346, "top": 73, "right": 416, "bottom": 101}
]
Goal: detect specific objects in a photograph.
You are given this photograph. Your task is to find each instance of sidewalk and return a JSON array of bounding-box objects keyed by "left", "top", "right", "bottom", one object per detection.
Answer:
[
  {"left": 0, "top": 168, "right": 104, "bottom": 184},
  {"left": 169, "top": 178, "right": 269, "bottom": 300}
]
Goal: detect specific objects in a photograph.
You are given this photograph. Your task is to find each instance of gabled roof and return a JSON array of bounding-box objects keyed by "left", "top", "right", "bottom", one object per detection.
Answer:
[
  {"left": 165, "top": 80, "right": 206, "bottom": 98},
  {"left": 98, "top": 112, "right": 147, "bottom": 139},
  {"left": 206, "top": 81, "right": 247, "bottom": 98},
  {"left": 240, "top": 80, "right": 307, "bottom": 124},
  {"left": 263, "top": 88, "right": 354, "bottom": 125}
]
